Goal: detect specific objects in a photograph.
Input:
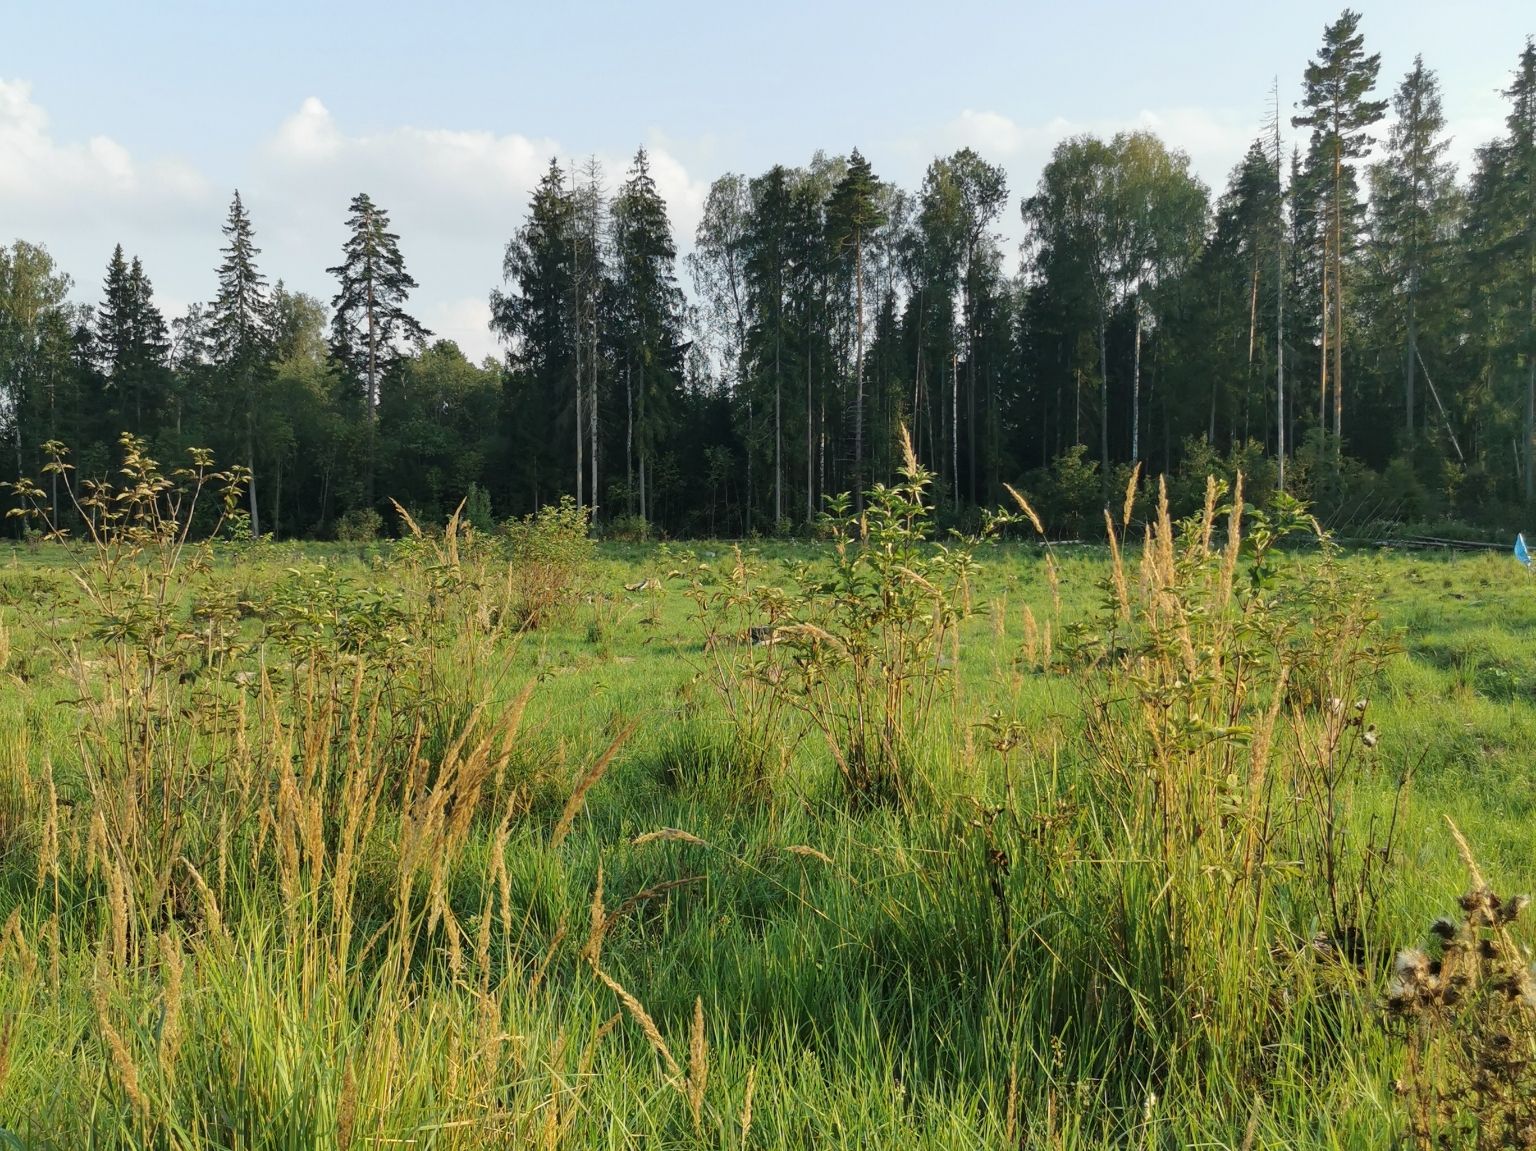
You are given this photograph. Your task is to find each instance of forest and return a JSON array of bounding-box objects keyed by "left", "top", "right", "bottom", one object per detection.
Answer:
[{"left": 1, "top": 11, "right": 1534, "bottom": 539}]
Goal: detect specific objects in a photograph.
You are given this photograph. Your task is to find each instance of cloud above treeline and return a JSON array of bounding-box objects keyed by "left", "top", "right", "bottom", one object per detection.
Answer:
[
  {"left": 1, "top": 81, "right": 714, "bottom": 362},
  {"left": 6, "top": 77, "right": 1442, "bottom": 364}
]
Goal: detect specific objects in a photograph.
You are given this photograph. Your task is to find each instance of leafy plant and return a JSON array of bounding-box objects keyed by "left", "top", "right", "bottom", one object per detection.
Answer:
[
  {"left": 335, "top": 506, "right": 383, "bottom": 542},
  {"left": 503, "top": 495, "right": 595, "bottom": 628},
  {"left": 4, "top": 434, "right": 249, "bottom": 933},
  {"left": 778, "top": 428, "right": 979, "bottom": 805}
]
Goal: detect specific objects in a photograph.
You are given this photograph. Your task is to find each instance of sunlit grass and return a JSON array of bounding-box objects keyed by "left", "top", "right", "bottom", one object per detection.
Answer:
[{"left": 0, "top": 518, "right": 1533, "bottom": 1148}]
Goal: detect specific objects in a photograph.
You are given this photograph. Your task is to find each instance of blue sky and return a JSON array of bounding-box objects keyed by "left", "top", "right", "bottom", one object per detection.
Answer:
[{"left": 3, "top": 1, "right": 1531, "bottom": 360}]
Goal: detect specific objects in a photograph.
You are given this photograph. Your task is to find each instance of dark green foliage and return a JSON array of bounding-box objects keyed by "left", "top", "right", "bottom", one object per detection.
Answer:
[{"left": 8, "top": 22, "right": 1536, "bottom": 540}]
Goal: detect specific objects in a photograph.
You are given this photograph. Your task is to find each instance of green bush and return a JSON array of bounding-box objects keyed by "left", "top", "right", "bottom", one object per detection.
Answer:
[
  {"left": 335, "top": 507, "right": 383, "bottom": 542},
  {"left": 503, "top": 495, "right": 594, "bottom": 628},
  {"left": 463, "top": 482, "right": 494, "bottom": 533}
]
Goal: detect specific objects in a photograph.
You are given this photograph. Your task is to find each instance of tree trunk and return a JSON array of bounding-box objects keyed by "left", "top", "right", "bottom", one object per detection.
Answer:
[
  {"left": 638, "top": 361, "right": 647, "bottom": 525},
  {"left": 805, "top": 341, "right": 813, "bottom": 525},
  {"left": 1131, "top": 300, "right": 1143, "bottom": 463},
  {"left": 575, "top": 334, "right": 583, "bottom": 509},
  {"left": 590, "top": 313, "right": 598, "bottom": 517},
  {"left": 366, "top": 277, "right": 377, "bottom": 510},
  {"left": 1332, "top": 141, "right": 1344, "bottom": 445},
  {"left": 1319, "top": 249, "right": 1329, "bottom": 436},
  {"left": 246, "top": 421, "right": 260, "bottom": 539},
  {"left": 774, "top": 312, "right": 782, "bottom": 527},
  {"left": 625, "top": 362, "right": 634, "bottom": 516},
  {"left": 1098, "top": 313, "right": 1109, "bottom": 473},
  {"left": 1277, "top": 203, "right": 1286, "bottom": 492},
  {"left": 853, "top": 228, "right": 865, "bottom": 511},
  {"left": 951, "top": 351, "right": 959, "bottom": 511},
  {"left": 966, "top": 259, "right": 977, "bottom": 506}
]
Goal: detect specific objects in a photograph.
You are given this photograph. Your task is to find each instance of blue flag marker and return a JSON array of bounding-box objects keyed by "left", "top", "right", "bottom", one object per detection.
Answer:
[{"left": 1517, "top": 534, "right": 1532, "bottom": 568}]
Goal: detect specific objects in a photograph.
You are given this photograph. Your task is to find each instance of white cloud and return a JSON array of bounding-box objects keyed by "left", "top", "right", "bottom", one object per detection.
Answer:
[
  {"left": 940, "top": 105, "right": 1260, "bottom": 190},
  {"left": 423, "top": 297, "right": 497, "bottom": 363},
  {"left": 0, "top": 83, "right": 721, "bottom": 364},
  {"left": 0, "top": 78, "right": 209, "bottom": 223}
]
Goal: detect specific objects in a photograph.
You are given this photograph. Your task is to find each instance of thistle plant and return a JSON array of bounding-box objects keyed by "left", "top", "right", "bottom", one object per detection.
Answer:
[{"left": 1389, "top": 822, "right": 1536, "bottom": 1150}]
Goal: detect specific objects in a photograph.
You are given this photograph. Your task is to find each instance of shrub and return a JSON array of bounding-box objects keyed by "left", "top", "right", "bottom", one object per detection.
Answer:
[
  {"left": 778, "top": 429, "right": 979, "bottom": 805},
  {"left": 606, "top": 513, "right": 650, "bottom": 543},
  {"left": 463, "top": 482, "right": 495, "bottom": 533},
  {"left": 503, "top": 496, "right": 594, "bottom": 628},
  {"left": 336, "top": 507, "right": 383, "bottom": 542}
]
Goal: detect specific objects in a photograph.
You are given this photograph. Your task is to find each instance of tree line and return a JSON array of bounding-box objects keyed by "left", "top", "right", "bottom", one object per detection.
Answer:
[{"left": 2, "top": 11, "right": 1534, "bottom": 538}]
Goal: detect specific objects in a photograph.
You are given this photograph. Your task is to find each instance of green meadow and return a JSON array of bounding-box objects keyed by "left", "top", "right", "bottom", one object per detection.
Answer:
[{"left": 2, "top": 474, "right": 1535, "bottom": 1148}]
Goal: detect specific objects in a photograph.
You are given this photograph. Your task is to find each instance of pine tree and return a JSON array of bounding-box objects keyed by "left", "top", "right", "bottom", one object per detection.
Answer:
[
  {"left": 943, "top": 149, "right": 1008, "bottom": 502},
  {"left": 743, "top": 165, "right": 794, "bottom": 527},
  {"left": 827, "top": 149, "right": 886, "bottom": 506},
  {"left": 1292, "top": 8, "right": 1387, "bottom": 446},
  {"left": 327, "top": 192, "right": 430, "bottom": 507},
  {"left": 211, "top": 190, "right": 275, "bottom": 535}
]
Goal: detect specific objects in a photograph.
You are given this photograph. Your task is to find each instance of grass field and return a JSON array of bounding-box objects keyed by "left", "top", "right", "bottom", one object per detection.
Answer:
[{"left": 1, "top": 481, "right": 1535, "bottom": 1148}]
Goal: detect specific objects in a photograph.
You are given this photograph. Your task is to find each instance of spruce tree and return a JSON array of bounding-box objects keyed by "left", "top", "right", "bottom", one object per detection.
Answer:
[
  {"left": 327, "top": 192, "right": 430, "bottom": 507},
  {"left": 211, "top": 190, "right": 275, "bottom": 535},
  {"left": 1369, "top": 56, "right": 1458, "bottom": 446},
  {"left": 1509, "top": 39, "right": 1536, "bottom": 500},
  {"left": 491, "top": 159, "right": 577, "bottom": 509},
  {"left": 95, "top": 245, "right": 134, "bottom": 425},
  {"left": 609, "top": 148, "right": 685, "bottom": 525}
]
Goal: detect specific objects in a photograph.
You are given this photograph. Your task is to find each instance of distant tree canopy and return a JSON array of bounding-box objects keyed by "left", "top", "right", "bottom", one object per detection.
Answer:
[{"left": 5, "top": 19, "right": 1536, "bottom": 537}]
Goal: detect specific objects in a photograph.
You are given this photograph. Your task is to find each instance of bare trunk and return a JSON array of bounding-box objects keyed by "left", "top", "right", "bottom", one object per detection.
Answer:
[
  {"left": 966, "top": 262, "right": 977, "bottom": 505},
  {"left": 590, "top": 314, "right": 598, "bottom": 517},
  {"left": 853, "top": 229, "right": 865, "bottom": 511},
  {"left": 1332, "top": 142, "right": 1344, "bottom": 445},
  {"left": 1319, "top": 248, "right": 1329, "bottom": 437},
  {"left": 1098, "top": 313, "right": 1108, "bottom": 472},
  {"left": 951, "top": 351, "right": 959, "bottom": 511},
  {"left": 1131, "top": 301, "right": 1143, "bottom": 463},
  {"left": 638, "top": 362, "right": 647, "bottom": 525},
  {"left": 366, "top": 277, "right": 377, "bottom": 510},
  {"left": 625, "top": 362, "right": 634, "bottom": 516},
  {"left": 1277, "top": 212, "right": 1286, "bottom": 491},
  {"left": 774, "top": 316, "right": 782, "bottom": 526},
  {"left": 246, "top": 423, "right": 260, "bottom": 539},
  {"left": 805, "top": 342, "right": 813, "bottom": 524},
  {"left": 1272, "top": 82, "right": 1287, "bottom": 490}
]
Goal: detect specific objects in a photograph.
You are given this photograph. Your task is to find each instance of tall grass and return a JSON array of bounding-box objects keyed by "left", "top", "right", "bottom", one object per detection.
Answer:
[{"left": 0, "top": 439, "right": 1531, "bottom": 1147}]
